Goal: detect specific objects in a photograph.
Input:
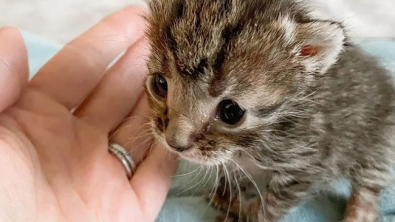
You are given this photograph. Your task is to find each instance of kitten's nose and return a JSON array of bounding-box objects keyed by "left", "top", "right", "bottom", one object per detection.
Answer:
[
  {"left": 165, "top": 117, "right": 195, "bottom": 153},
  {"left": 165, "top": 135, "right": 194, "bottom": 152}
]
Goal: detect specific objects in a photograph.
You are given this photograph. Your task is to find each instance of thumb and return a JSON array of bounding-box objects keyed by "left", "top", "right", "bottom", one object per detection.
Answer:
[{"left": 130, "top": 145, "right": 179, "bottom": 222}]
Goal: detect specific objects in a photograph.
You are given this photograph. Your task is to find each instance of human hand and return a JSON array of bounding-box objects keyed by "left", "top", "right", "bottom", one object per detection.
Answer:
[{"left": 0, "top": 6, "right": 178, "bottom": 222}]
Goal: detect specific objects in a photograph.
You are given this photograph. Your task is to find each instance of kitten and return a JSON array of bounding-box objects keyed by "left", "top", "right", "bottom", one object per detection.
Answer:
[{"left": 143, "top": 0, "right": 395, "bottom": 221}]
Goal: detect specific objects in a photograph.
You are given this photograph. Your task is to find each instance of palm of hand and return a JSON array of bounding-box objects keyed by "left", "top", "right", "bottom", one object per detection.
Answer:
[{"left": 0, "top": 90, "right": 142, "bottom": 222}]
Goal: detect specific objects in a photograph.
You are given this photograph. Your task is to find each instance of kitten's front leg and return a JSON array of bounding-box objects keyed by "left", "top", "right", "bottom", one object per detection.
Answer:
[
  {"left": 343, "top": 187, "right": 379, "bottom": 222},
  {"left": 252, "top": 173, "right": 313, "bottom": 222},
  {"left": 210, "top": 173, "right": 313, "bottom": 222},
  {"left": 209, "top": 173, "right": 262, "bottom": 221}
]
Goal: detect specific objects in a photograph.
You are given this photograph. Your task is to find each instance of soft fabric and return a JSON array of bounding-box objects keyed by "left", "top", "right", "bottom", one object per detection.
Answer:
[{"left": 22, "top": 31, "right": 395, "bottom": 222}]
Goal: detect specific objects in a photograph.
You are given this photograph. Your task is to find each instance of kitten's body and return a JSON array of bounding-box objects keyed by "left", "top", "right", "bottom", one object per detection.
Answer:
[{"left": 144, "top": 0, "right": 395, "bottom": 221}]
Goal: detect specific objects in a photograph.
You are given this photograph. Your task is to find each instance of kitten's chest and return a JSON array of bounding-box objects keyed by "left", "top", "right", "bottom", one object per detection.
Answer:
[{"left": 230, "top": 154, "right": 272, "bottom": 190}]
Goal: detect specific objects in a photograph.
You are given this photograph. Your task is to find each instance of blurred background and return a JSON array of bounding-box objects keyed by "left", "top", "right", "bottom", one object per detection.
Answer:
[{"left": 0, "top": 0, "right": 394, "bottom": 44}]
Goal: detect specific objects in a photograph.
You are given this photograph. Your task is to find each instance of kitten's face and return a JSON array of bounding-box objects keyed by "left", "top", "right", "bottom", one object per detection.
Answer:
[{"left": 144, "top": 0, "right": 344, "bottom": 166}]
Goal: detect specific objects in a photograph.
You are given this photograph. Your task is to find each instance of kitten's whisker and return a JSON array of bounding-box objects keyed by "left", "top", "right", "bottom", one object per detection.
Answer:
[
  {"left": 222, "top": 164, "right": 228, "bottom": 197},
  {"left": 108, "top": 116, "right": 150, "bottom": 141},
  {"left": 148, "top": 140, "right": 157, "bottom": 155},
  {"left": 233, "top": 171, "right": 243, "bottom": 221},
  {"left": 201, "top": 166, "right": 214, "bottom": 191},
  {"left": 124, "top": 128, "right": 153, "bottom": 141},
  {"left": 207, "top": 165, "right": 220, "bottom": 206},
  {"left": 223, "top": 164, "right": 233, "bottom": 222},
  {"left": 169, "top": 166, "right": 204, "bottom": 197},
  {"left": 112, "top": 115, "right": 146, "bottom": 128},
  {"left": 197, "top": 166, "right": 214, "bottom": 193},
  {"left": 173, "top": 166, "right": 201, "bottom": 178},
  {"left": 120, "top": 135, "right": 153, "bottom": 151},
  {"left": 127, "top": 129, "right": 154, "bottom": 143},
  {"left": 230, "top": 159, "right": 264, "bottom": 209},
  {"left": 192, "top": 166, "right": 211, "bottom": 195},
  {"left": 238, "top": 150, "right": 273, "bottom": 170}
]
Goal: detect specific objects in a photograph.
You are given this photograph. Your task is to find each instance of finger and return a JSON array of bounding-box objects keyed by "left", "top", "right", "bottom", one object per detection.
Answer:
[
  {"left": 0, "top": 27, "right": 28, "bottom": 113},
  {"left": 29, "top": 5, "right": 147, "bottom": 109},
  {"left": 131, "top": 146, "right": 179, "bottom": 222},
  {"left": 109, "top": 96, "right": 153, "bottom": 166},
  {"left": 74, "top": 37, "right": 150, "bottom": 132}
]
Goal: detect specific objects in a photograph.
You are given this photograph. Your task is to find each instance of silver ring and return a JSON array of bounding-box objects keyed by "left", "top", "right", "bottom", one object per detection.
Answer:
[{"left": 109, "top": 143, "right": 136, "bottom": 180}]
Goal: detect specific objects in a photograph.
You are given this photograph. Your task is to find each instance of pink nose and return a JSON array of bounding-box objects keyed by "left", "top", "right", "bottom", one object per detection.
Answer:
[
  {"left": 165, "top": 135, "right": 194, "bottom": 152},
  {"left": 164, "top": 114, "right": 196, "bottom": 152}
]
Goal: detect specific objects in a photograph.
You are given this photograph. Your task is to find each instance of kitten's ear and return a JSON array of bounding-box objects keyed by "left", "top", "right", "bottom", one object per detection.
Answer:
[{"left": 292, "top": 21, "right": 346, "bottom": 74}]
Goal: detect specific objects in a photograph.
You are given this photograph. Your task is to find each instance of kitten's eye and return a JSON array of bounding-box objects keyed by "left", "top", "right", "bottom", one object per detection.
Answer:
[
  {"left": 218, "top": 99, "right": 245, "bottom": 125},
  {"left": 152, "top": 74, "right": 168, "bottom": 98}
]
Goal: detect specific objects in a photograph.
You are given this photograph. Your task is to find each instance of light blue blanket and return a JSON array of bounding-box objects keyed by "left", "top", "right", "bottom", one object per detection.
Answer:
[{"left": 22, "top": 31, "right": 395, "bottom": 222}]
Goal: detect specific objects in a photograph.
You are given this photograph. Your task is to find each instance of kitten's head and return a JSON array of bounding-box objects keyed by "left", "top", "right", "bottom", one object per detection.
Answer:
[{"left": 144, "top": 0, "right": 345, "bottom": 165}]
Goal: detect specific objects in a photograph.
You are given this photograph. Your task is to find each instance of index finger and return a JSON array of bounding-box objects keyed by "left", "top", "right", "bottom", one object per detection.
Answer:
[
  {"left": 0, "top": 27, "right": 28, "bottom": 113},
  {"left": 29, "top": 5, "right": 147, "bottom": 109}
]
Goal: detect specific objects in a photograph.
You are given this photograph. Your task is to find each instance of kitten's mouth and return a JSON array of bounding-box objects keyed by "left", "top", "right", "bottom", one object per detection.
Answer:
[
  {"left": 152, "top": 133, "right": 226, "bottom": 165},
  {"left": 151, "top": 123, "right": 234, "bottom": 165},
  {"left": 165, "top": 143, "right": 219, "bottom": 165},
  {"left": 178, "top": 152, "right": 216, "bottom": 165},
  {"left": 177, "top": 150, "right": 227, "bottom": 166}
]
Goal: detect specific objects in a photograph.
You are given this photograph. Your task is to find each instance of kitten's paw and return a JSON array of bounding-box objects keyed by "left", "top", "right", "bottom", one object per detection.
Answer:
[
  {"left": 343, "top": 187, "right": 379, "bottom": 222},
  {"left": 210, "top": 194, "right": 262, "bottom": 222},
  {"left": 209, "top": 191, "right": 241, "bottom": 214},
  {"left": 206, "top": 175, "right": 241, "bottom": 214},
  {"left": 214, "top": 214, "right": 239, "bottom": 222},
  {"left": 243, "top": 199, "right": 262, "bottom": 221},
  {"left": 206, "top": 174, "right": 263, "bottom": 221}
]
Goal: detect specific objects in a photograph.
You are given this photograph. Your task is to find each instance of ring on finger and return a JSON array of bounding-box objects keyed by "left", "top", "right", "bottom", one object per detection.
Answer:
[{"left": 109, "top": 143, "right": 136, "bottom": 180}]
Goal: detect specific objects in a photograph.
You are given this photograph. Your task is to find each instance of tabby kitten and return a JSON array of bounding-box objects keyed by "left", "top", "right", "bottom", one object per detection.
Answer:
[{"left": 144, "top": 0, "right": 395, "bottom": 221}]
